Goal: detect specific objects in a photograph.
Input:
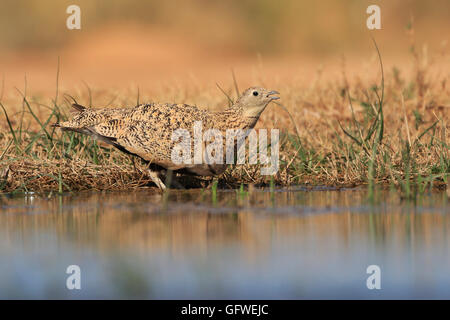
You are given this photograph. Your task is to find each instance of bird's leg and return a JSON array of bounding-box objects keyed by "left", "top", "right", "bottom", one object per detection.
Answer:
[
  {"left": 148, "top": 169, "right": 166, "bottom": 191},
  {"left": 131, "top": 156, "right": 139, "bottom": 174}
]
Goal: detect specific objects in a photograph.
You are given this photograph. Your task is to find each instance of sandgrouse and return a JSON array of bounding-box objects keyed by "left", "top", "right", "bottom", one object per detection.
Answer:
[{"left": 53, "top": 87, "right": 279, "bottom": 189}]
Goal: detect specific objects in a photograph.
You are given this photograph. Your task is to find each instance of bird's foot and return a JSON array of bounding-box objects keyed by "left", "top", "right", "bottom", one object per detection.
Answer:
[
  {"left": 148, "top": 169, "right": 166, "bottom": 191},
  {"left": 148, "top": 169, "right": 186, "bottom": 190}
]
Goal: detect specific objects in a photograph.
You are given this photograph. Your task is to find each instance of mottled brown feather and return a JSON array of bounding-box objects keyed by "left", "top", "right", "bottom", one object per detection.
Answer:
[{"left": 54, "top": 87, "right": 279, "bottom": 176}]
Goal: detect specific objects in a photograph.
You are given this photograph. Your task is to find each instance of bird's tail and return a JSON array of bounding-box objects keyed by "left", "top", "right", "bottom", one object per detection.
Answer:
[
  {"left": 70, "top": 103, "right": 86, "bottom": 113},
  {"left": 52, "top": 103, "right": 87, "bottom": 129}
]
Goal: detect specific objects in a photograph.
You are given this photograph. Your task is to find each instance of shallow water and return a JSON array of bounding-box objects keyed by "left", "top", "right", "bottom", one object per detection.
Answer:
[{"left": 0, "top": 187, "right": 449, "bottom": 299}]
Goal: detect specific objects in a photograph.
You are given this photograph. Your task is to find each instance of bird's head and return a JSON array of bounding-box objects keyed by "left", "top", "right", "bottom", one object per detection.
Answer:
[{"left": 234, "top": 87, "right": 280, "bottom": 118}]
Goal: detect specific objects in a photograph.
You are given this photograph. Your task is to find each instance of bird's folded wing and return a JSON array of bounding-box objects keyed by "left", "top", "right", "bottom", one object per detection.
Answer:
[{"left": 93, "top": 119, "right": 185, "bottom": 170}]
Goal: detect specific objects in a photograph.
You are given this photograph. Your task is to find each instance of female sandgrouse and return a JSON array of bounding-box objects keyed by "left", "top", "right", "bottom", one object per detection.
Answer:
[{"left": 53, "top": 87, "right": 279, "bottom": 189}]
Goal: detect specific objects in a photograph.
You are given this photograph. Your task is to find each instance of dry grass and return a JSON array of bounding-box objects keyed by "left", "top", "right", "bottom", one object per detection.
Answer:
[{"left": 0, "top": 45, "right": 448, "bottom": 195}]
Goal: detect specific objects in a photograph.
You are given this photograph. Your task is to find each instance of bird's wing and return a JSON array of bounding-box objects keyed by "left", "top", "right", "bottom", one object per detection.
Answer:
[
  {"left": 83, "top": 103, "right": 209, "bottom": 170},
  {"left": 93, "top": 118, "right": 186, "bottom": 170}
]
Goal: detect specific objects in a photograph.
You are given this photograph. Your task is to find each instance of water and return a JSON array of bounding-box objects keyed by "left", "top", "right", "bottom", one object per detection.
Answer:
[{"left": 0, "top": 187, "right": 449, "bottom": 299}]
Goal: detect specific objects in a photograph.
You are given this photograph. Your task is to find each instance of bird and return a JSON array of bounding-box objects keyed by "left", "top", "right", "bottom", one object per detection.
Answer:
[{"left": 53, "top": 87, "right": 280, "bottom": 190}]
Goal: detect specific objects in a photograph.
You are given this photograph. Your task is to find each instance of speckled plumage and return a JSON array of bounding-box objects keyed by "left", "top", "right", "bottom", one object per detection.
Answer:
[{"left": 54, "top": 87, "right": 279, "bottom": 188}]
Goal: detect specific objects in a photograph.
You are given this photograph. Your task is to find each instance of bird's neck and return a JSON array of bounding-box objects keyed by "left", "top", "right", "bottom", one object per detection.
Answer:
[{"left": 215, "top": 105, "right": 260, "bottom": 130}]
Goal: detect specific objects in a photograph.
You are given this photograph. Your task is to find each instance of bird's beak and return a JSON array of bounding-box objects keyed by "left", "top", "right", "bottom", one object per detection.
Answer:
[{"left": 267, "top": 90, "right": 280, "bottom": 100}]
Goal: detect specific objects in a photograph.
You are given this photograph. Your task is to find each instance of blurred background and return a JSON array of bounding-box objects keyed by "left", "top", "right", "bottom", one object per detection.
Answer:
[
  {"left": 0, "top": 0, "right": 449, "bottom": 94},
  {"left": 0, "top": 1, "right": 449, "bottom": 299}
]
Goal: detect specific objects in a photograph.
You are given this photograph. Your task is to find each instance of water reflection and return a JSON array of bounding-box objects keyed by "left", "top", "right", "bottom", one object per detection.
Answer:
[{"left": 0, "top": 188, "right": 448, "bottom": 298}]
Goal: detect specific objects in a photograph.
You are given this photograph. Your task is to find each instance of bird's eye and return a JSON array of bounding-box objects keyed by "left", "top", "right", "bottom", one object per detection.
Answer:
[{"left": 252, "top": 91, "right": 258, "bottom": 96}]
